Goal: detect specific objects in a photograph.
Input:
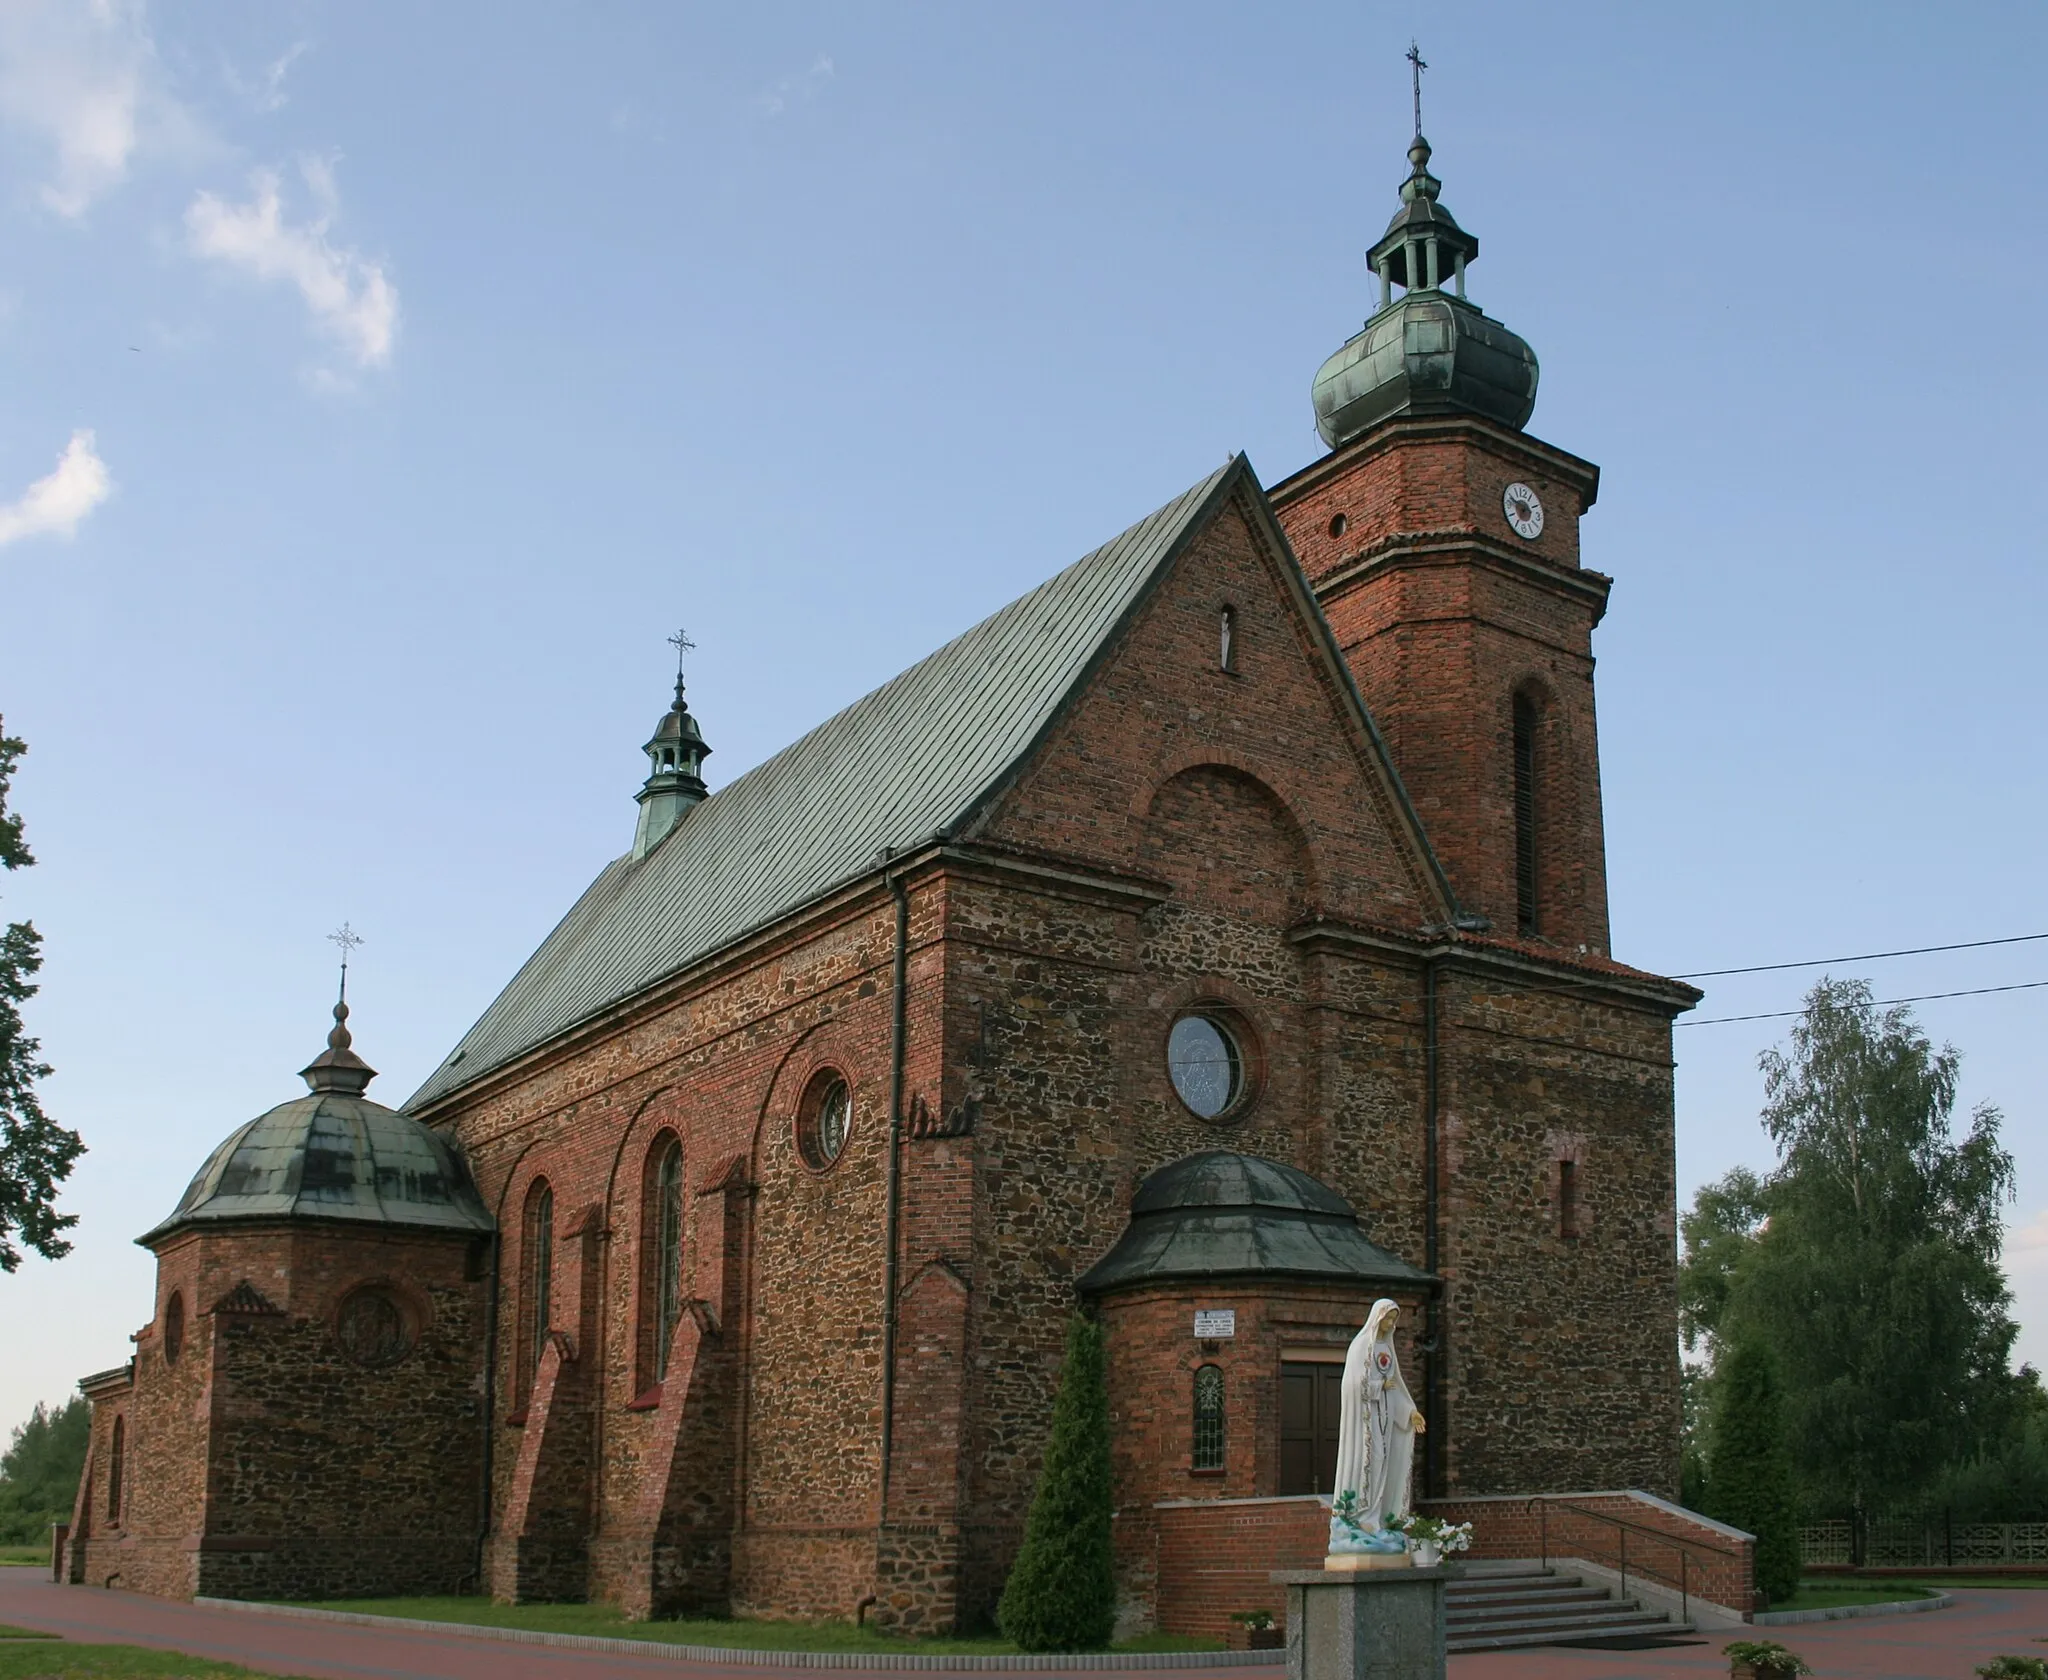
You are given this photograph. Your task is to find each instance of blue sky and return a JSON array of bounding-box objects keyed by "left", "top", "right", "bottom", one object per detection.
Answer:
[{"left": 2, "top": 0, "right": 2045, "bottom": 1438}]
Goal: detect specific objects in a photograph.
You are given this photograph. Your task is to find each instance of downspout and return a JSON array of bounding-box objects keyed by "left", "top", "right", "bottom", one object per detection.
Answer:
[
  {"left": 877, "top": 868, "right": 911, "bottom": 1518},
  {"left": 472, "top": 1230, "right": 502, "bottom": 1591},
  {"left": 1421, "top": 956, "right": 1444, "bottom": 1499}
]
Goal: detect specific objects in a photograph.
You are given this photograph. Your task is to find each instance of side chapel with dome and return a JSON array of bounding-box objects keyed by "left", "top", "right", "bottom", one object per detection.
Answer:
[{"left": 63, "top": 120, "right": 1708, "bottom": 1634}]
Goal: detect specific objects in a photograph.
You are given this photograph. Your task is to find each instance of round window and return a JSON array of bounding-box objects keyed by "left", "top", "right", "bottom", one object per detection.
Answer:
[
  {"left": 799, "top": 1074, "right": 852, "bottom": 1170},
  {"left": 1168, "top": 1014, "right": 1244, "bottom": 1119},
  {"left": 335, "top": 1287, "right": 414, "bottom": 1368}
]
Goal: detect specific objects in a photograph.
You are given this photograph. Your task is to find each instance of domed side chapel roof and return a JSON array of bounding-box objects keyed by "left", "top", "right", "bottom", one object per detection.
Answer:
[
  {"left": 145, "top": 1001, "right": 492, "bottom": 1244},
  {"left": 1077, "top": 1149, "right": 1433, "bottom": 1295}
]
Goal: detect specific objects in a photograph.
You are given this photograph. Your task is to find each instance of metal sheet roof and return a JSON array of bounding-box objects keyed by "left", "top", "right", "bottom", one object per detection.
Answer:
[
  {"left": 407, "top": 461, "right": 1240, "bottom": 1112},
  {"left": 1077, "top": 1150, "right": 1433, "bottom": 1295},
  {"left": 145, "top": 1093, "right": 494, "bottom": 1241}
]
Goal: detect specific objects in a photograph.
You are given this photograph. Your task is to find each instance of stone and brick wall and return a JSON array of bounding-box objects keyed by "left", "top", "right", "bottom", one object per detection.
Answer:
[{"left": 69, "top": 1222, "right": 487, "bottom": 1602}]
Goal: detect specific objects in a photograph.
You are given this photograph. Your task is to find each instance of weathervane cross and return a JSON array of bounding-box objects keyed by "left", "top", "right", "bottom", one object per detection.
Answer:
[
  {"left": 1407, "top": 39, "right": 1428, "bottom": 137},
  {"left": 667, "top": 627, "right": 696, "bottom": 682},
  {"left": 327, "top": 922, "right": 364, "bottom": 1002}
]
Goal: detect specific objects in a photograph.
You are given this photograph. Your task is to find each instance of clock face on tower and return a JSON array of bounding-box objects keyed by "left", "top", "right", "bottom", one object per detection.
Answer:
[{"left": 1503, "top": 482, "right": 1545, "bottom": 540}]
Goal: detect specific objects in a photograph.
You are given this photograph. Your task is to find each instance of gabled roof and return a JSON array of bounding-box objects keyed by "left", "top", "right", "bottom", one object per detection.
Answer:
[{"left": 407, "top": 461, "right": 1244, "bottom": 1111}]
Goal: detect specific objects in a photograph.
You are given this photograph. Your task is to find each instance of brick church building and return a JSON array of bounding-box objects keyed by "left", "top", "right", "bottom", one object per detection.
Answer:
[{"left": 64, "top": 127, "right": 1704, "bottom": 1634}]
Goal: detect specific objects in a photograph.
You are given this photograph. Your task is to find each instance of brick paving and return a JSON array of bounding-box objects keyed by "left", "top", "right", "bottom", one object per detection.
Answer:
[{"left": 2, "top": 1571, "right": 2041, "bottom": 1680}]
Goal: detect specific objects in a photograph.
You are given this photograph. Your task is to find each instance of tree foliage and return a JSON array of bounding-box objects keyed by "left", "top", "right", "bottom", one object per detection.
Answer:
[
  {"left": 0, "top": 1395, "right": 88, "bottom": 1543},
  {"left": 1680, "top": 979, "right": 2025, "bottom": 1514},
  {"left": 0, "top": 721, "right": 82, "bottom": 1271},
  {"left": 998, "top": 1313, "right": 1116, "bottom": 1652},
  {"left": 1707, "top": 1343, "right": 1800, "bottom": 1604}
]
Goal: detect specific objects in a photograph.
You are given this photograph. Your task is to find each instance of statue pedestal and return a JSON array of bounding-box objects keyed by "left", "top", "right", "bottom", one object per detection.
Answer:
[{"left": 1271, "top": 1566, "right": 1449, "bottom": 1680}]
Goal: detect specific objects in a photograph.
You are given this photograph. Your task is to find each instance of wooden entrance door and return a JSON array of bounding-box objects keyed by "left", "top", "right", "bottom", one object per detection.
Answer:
[{"left": 1278, "top": 1361, "right": 1343, "bottom": 1495}]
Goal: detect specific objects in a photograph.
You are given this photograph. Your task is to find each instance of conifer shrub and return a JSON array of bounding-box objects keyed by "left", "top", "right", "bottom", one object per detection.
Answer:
[
  {"left": 1708, "top": 1342, "right": 1802, "bottom": 1606},
  {"left": 997, "top": 1313, "right": 1115, "bottom": 1652}
]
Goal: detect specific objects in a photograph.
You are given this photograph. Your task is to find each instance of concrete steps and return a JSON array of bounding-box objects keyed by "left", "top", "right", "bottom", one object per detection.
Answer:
[{"left": 1444, "top": 1564, "right": 1693, "bottom": 1651}]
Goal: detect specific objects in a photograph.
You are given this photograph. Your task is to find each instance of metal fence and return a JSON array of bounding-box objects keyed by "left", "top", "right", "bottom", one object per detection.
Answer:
[{"left": 1799, "top": 1516, "right": 2048, "bottom": 1567}]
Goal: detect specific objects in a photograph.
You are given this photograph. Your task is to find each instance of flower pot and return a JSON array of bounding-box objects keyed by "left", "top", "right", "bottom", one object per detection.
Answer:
[
  {"left": 1412, "top": 1540, "right": 1442, "bottom": 1569},
  {"left": 1248, "top": 1629, "right": 1284, "bottom": 1650}
]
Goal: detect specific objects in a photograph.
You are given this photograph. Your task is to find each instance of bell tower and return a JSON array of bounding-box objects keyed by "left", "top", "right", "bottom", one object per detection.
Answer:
[{"left": 1269, "top": 115, "right": 1612, "bottom": 954}]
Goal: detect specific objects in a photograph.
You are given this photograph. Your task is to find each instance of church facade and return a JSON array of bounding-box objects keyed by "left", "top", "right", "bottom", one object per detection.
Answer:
[{"left": 64, "top": 130, "right": 1699, "bottom": 1635}]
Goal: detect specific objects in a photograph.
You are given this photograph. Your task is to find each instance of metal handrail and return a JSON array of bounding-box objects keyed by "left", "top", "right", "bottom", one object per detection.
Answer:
[{"left": 1523, "top": 1496, "right": 1738, "bottom": 1623}]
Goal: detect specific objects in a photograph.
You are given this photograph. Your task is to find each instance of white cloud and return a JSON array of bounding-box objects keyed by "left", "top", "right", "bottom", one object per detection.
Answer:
[
  {"left": 757, "top": 54, "right": 833, "bottom": 117},
  {"left": 0, "top": 0, "right": 196, "bottom": 218},
  {"left": 223, "top": 39, "right": 309, "bottom": 115},
  {"left": 0, "top": 431, "right": 113, "bottom": 548},
  {"left": 186, "top": 158, "right": 397, "bottom": 368}
]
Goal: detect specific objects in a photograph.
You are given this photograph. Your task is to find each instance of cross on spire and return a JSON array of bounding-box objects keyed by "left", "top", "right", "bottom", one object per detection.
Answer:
[
  {"left": 667, "top": 627, "right": 696, "bottom": 680},
  {"left": 327, "top": 922, "right": 363, "bottom": 1003},
  {"left": 1407, "top": 40, "right": 1428, "bottom": 138}
]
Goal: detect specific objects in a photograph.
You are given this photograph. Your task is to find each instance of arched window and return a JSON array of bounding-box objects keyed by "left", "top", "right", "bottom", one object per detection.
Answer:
[
  {"left": 1192, "top": 1365, "right": 1225, "bottom": 1471},
  {"left": 521, "top": 1179, "right": 554, "bottom": 1400},
  {"left": 163, "top": 1291, "right": 185, "bottom": 1365},
  {"left": 107, "top": 1415, "right": 125, "bottom": 1522},
  {"left": 1512, "top": 692, "right": 1540, "bottom": 936},
  {"left": 646, "top": 1136, "right": 685, "bottom": 1384}
]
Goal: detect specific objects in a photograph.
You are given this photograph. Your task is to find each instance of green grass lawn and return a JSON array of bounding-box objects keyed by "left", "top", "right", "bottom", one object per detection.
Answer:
[
  {"left": 0, "top": 1627, "right": 58, "bottom": 1640},
  {"left": 1770, "top": 1581, "right": 1939, "bottom": 1611},
  {"left": 0, "top": 1550, "right": 48, "bottom": 1569},
  {"left": 0, "top": 1647, "right": 293, "bottom": 1679},
  {"left": 282, "top": 1597, "right": 1221, "bottom": 1656}
]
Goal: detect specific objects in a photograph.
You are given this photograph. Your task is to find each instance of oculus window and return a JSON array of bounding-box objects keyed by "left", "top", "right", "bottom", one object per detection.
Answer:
[
  {"left": 799, "top": 1073, "right": 852, "bottom": 1170},
  {"left": 336, "top": 1287, "right": 413, "bottom": 1367},
  {"left": 1168, "top": 1014, "right": 1244, "bottom": 1119}
]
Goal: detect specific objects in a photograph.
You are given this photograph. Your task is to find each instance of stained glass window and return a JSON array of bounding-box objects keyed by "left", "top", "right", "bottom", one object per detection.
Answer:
[
  {"left": 1168, "top": 1015, "right": 1242, "bottom": 1119},
  {"left": 1193, "top": 1365, "right": 1225, "bottom": 1471}
]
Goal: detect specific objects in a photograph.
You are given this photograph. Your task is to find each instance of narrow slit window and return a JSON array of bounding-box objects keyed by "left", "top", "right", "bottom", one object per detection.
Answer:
[
  {"left": 107, "top": 1416, "right": 125, "bottom": 1522},
  {"left": 1512, "top": 693, "right": 1539, "bottom": 935},
  {"left": 1219, "top": 606, "right": 1237, "bottom": 673},
  {"left": 527, "top": 1180, "right": 554, "bottom": 1385},
  {"left": 651, "top": 1138, "right": 685, "bottom": 1380},
  {"left": 1192, "top": 1364, "right": 1225, "bottom": 1471},
  {"left": 1559, "top": 1158, "right": 1579, "bottom": 1240}
]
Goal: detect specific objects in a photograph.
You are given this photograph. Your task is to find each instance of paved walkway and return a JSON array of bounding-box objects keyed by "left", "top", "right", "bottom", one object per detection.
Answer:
[{"left": 2, "top": 1572, "right": 2041, "bottom": 1680}]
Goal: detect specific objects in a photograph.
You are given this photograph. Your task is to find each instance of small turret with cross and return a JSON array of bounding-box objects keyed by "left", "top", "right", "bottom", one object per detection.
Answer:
[{"left": 632, "top": 629, "right": 713, "bottom": 858}]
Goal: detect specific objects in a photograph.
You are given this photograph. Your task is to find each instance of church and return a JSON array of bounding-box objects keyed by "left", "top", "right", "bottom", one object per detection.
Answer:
[{"left": 61, "top": 124, "right": 1711, "bottom": 1636}]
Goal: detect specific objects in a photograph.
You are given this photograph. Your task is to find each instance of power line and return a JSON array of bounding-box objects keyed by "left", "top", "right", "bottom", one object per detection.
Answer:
[
  {"left": 1678, "top": 978, "right": 2048, "bottom": 1027},
  {"left": 1672, "top": 931, "right": 2048, "bottom": 980}
]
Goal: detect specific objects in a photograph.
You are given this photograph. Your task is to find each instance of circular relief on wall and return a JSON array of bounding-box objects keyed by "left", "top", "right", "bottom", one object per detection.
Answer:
[
  {"left": 797, "top": 1071, "right": 852, "bottom": 1171},
  {"left": 335, "top": 1286, "right": 414, "bottom": 1368},
  {"left": 1167, "top": 1013, "right": 1250, "bottom": 1121},
  {"left": 162, "top": 1291, "right": 185, "bottom": 1365}
]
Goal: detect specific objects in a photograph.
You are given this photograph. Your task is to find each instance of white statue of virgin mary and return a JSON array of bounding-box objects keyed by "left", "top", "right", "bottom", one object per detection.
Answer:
[{"left": 1328, "top": 1297, "right": 1423, "bottom": 1557}]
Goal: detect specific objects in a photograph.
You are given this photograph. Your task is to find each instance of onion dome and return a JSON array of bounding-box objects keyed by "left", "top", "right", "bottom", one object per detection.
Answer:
[
  {"left": 1311, "top": 134, "right": 1539, "bottom": 450},
  {"left": 143, "top": 1001, "right": 492, "bottom": 1244},
  {"left": 1076, "top": 1149, "right": 1432, "bottom": 1294},
  {"left": 633, "top": 659, "right": 713, "bottom": 860}
]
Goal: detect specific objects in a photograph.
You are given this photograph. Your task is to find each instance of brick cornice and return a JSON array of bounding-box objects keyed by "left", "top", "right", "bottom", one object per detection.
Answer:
[
  {"left": 1287, "top": 917, "right": 1699, "bottom": 1015},
  {"left": 1267, "top": 415, "right": 1601, "bottom": 512},
  {"left": 1313, "top": 531, "right": 1614, "bottom": 622}
]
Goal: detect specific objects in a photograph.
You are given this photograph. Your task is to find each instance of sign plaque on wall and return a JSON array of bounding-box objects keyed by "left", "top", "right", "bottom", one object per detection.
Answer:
[{"left": 1192, "top": 1308, "right": 1236, "bottom": 1339}]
